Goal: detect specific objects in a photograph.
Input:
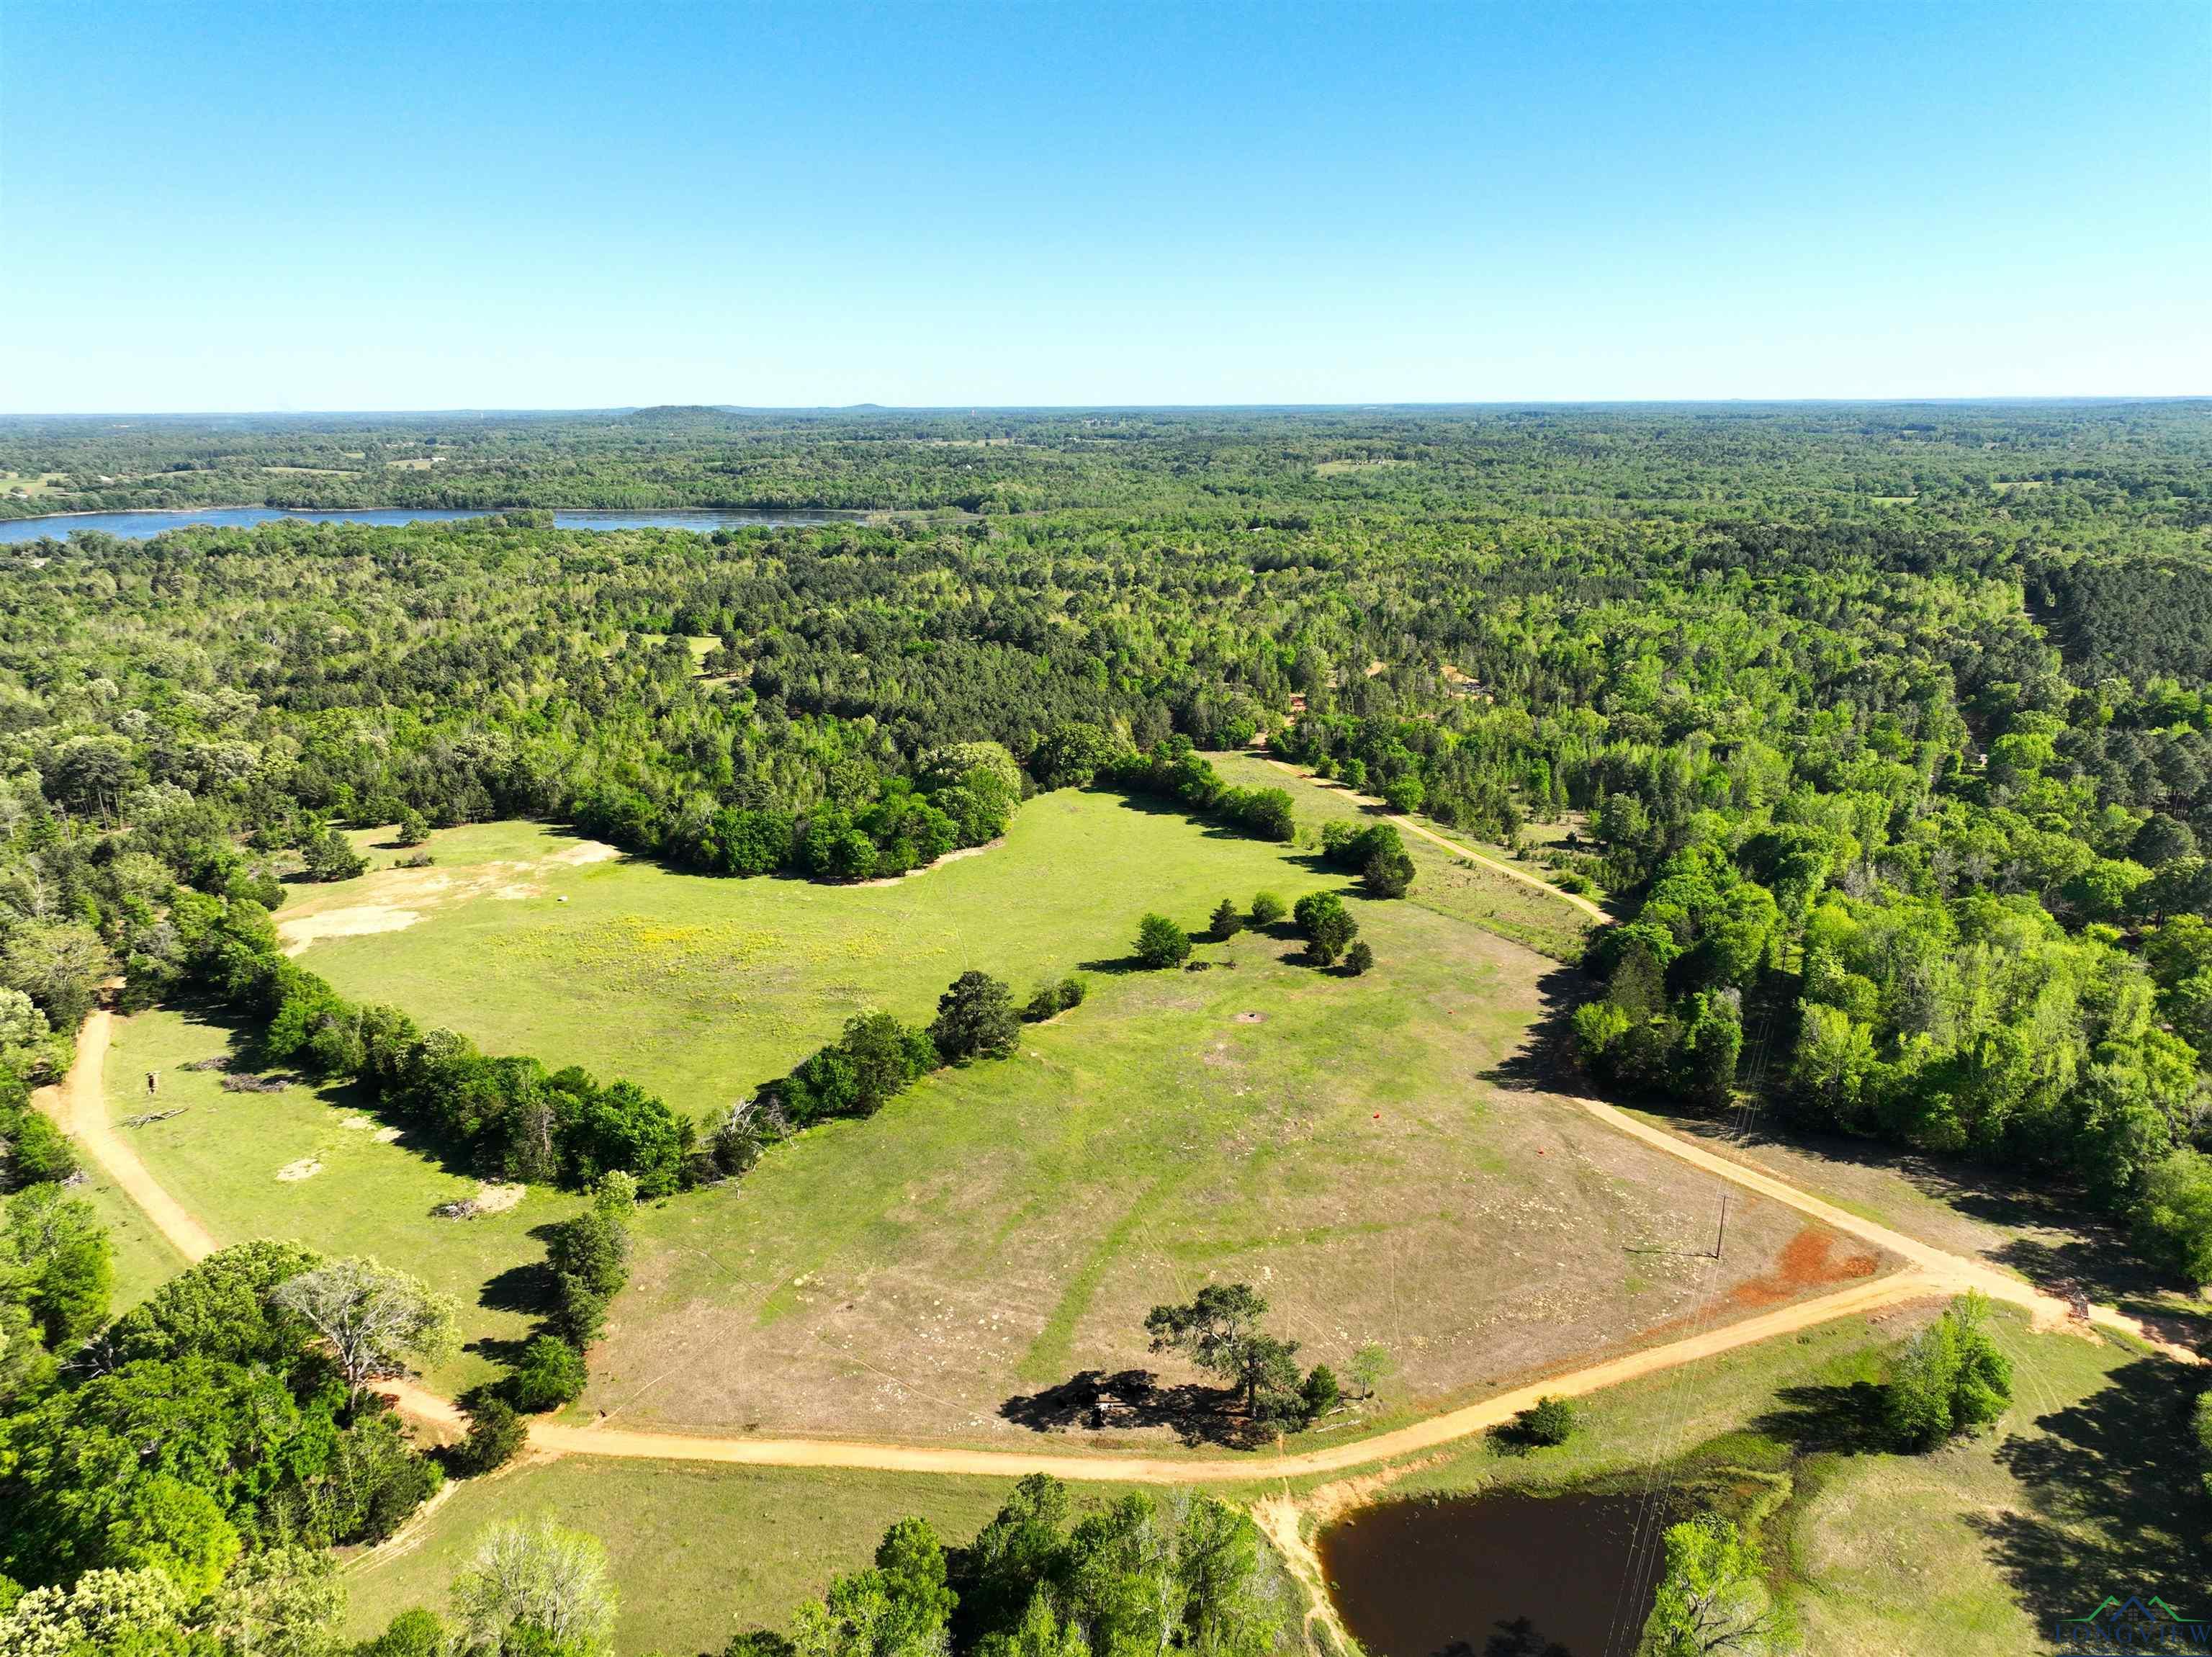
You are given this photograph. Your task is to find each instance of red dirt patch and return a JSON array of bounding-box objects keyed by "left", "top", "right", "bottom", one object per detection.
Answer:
[{"left": 1729, "top": 1226, "right": 1879, "bottom": 1310}]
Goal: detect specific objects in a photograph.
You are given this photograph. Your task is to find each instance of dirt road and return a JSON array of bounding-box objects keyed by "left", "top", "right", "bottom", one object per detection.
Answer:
[
  {"left": 32, "top": 1007, "right": 217, "bottom": 1263},
  {"left": 37, "top": 1003, "right": 2191, "bottom": 1489},
  {"left": 1259, "top": 755, "right": 1608, "bottom": 922}
]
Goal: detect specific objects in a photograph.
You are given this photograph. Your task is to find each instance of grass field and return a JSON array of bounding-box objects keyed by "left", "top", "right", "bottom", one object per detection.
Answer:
[
  {"left": 345, "top": 1460, "right": 1223, "bottom": 1656},
  {"left": 289, "top": 790, "right": 1357, "bottom": 1115},
  {"left": 102, "top": 1005, "right": 583, "bottom": 1396},
  {"left": 74, "top": 1162, "right": 190, "bottom": 1311},
  {"left": 1209, "top": 752, "right": 1599, "bottom": 961},
  {"left": 243, "top": 790, "right": 1843, "bottom": 1443},
  {"left": 594, "top": 892, "right": 1831, "bottom": 1444}
]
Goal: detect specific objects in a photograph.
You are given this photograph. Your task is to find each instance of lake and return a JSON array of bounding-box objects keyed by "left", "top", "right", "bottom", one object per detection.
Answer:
[
  {"left": 1319, "top": 1489, "right": 1671, "bottom": 1657},
  {"left": 0, "top": 506, "right": 855, "bottom": 544}
]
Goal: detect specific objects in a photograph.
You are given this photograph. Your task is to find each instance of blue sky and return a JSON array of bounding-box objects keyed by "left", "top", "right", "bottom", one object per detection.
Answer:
[{"left": 2, "top": 0, "right": 2206, "bottom": 410}]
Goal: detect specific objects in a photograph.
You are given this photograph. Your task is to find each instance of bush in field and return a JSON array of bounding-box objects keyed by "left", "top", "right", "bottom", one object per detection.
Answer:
[
  {"left": 1292, "top": 892, "right": 1358, "bottom": 966},
  {"left": 931, "top": 971, "right": 1021, "bottom": 1063},
  {"left": 506, "top": 1336, "right": 588, "bottom": 1412},
  {"left": 1135, "top": 914, "right": 1192, "bottom": 969},
  {"left": 1884, "top": 1293, "right": 2012, "bottom": 1450},
  {"left": 1511, "top": 1396, "right": 1576, "bottom": 1447},
  {"left": 1210, "top": 899, "right": 1244, "bottom": 939},
  {"left": 1249, "top": 892, "right": 1286, "bottom": 928},
  {"left": 1344, "top": 940, "right": 1375, "bottom": 976},
  {"left": 1024, "top": 976, "right": 1087, "bottom": 1022}
]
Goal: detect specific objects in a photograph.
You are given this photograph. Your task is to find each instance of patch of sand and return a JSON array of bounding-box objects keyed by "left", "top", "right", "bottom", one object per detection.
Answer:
[
  {"left": 471, "top": 1181, "right": 526, "bottom": 1215},
  {"left": 278, "top": 905, "right": 423, "bottom": 956},
  {"left": 373, "top": 1126, "right": 403, "bottom": 1143},
  {"left": 341, "top": 1115, "right": 377, "bottom": 1131},
  {"left": 276, "top": 1157, "right": 323, "bottom": 1182},
  {"left": 276, "top": 835, "right": 622, "bottom": 955},
  {"left": 547, "top": 840, "right": 621, "bottom": 866}
]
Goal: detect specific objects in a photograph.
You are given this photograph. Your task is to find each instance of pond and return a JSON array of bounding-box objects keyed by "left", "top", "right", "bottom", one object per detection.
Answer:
[
  {"left": 0, "top": 506, "right": 857, "bottom": 544},
  {"left": 1320, "top": 1489, "right": 1671, "bottom": 1657}
]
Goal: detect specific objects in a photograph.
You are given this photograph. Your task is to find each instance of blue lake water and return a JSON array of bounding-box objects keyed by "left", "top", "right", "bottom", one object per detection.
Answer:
[{"left": 0, "top": 506, "right": 855, "bottom": 544}]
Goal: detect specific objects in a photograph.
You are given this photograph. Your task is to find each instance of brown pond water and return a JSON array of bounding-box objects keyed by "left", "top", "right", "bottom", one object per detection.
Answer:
[{"left": 1318, "top": 1490, "right": 1671, "bottom": 1657}]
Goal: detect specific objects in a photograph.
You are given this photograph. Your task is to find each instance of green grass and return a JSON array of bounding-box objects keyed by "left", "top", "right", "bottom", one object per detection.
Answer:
[
  {"left": 103, "top": 1006, "right": 583, "bottom": 1395},
  {"left": 1208, "top": 752, "right": 1596, "bottom": 961},
  {"left": 73, "top": 1164, "right": 190, "bottom": 1312},
  {"left": 347, "top": 1460, "right": 1033, "bottom": 1655},
  {"left": 297, "top": 790, "right": 1349, "bottom": 1115},
  {"left": 595, "top": 889, "right": 1802, "bottom": 1443}
]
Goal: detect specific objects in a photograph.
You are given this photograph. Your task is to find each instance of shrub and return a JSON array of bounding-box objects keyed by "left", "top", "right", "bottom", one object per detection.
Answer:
[
  {"left": 1249, "top": 892, "right": 1286, "bottom": 928},
  {"left": 394, "top": 809, "right": 430, "bottom": 848},
  {"left": 1210, "top": 899, "right": 1244, "bottom": 939},
  {"left": 506, "top": 1336, "right": 588, "bottom": 1411},
  {"left": 1135, "top": 914, "right": 1192, "bottom": 969},
  {"left": 1023, "top": 976, "right": 1087, "bottom": 1023},
  {"left": 451, "top": 1396, "right": 528, "bottom": 1476},
  {"left": 931, "top": 971, "right": 1021, "bottom": 1062},
  {"left": 1884, "top": 1293, "right": 2013, "bottom": 1450},
  {"left": 1292, "top": 892, "right": 1358, "bottom": 966},
  {"left": 1343, "top": 940, "right": 1375, "bottom": 976},
  {"left": 1514, "top": 1395, "right": 1575, "bottom": 1446},
  {"left": 1300, "top": 1365, "right": 1341, "bottom": 1421},
  {"left": 358, "top": 1609, "right": 450, "bottom": 1657}
]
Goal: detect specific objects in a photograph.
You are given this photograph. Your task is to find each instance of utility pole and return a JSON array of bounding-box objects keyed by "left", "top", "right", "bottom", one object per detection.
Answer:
[{"left": 1714, "top": 1194, "right": 1730, "bottom": 1261}]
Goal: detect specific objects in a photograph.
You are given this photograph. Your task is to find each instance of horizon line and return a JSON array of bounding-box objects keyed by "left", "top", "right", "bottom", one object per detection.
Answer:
[{"left": 5, "top": 394, "right": 2211, "bottom": 420}]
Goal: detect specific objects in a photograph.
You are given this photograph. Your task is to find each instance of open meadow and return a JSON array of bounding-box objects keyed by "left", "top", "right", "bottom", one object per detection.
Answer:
[
  {"left": 287, "top": 791, "right": 1354, "bottom": 1114},
  {"left": 101, "top": 1005, "right": 583, "bottom": 1396}
]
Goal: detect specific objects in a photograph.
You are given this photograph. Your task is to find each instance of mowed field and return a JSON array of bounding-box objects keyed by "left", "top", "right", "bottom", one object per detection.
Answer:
[
  {"left": 102, "top": 1006, "right": 583, "bottom": 1396},
  {"left": 289, "top": 791, "right": 1355, "bottom": 1114},
  {"left": 593, "top": 907, "right": 1846, "bottom": 1443}
]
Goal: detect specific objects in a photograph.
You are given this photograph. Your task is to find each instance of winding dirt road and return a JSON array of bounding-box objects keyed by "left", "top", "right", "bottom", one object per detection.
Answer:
[
  {"left": 1259, "top": 754, "right": 1609, "bottom": 922},
  {"left": 35, "top": 1002, "right": 2190, "bottom": 1488},
  {"left": 32, "top": 1007, "right": 216, "bottom": 1262}
]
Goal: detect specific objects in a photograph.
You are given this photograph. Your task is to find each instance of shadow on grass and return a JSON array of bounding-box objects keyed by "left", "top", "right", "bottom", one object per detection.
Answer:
[
  {"left": 1967, "top": 1355, "right": 2209, "bottom": 1625},
  {"left": 999, "top": 1368, "right": 1274, "bottom": 1450},
  {"left": 1747, "top": 1380, "right": 1897, "bottom": 1456}
]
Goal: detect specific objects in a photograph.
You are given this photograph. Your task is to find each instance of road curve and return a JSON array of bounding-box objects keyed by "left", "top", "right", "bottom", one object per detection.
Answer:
[
  {"left": 32, "top": 1007, "right": 217, "bottom": 1263},
  {"left": 1258, "top": 755, "right": 1609, "bottom": 922},
  {"left": 35, "top": 1002, "right": 2191, "bottom": 1490}
]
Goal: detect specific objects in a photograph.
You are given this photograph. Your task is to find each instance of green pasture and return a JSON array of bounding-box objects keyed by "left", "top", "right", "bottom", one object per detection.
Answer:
[
  {"left": 299, "top": 789, "right": 1347, "bottom": 1115},
  {"left": 102, "top": 1006, "right": 582, "bottom": 1396},
  {"left": 1367, "top": 1302, "right": 2195, "bottom": 1656}
]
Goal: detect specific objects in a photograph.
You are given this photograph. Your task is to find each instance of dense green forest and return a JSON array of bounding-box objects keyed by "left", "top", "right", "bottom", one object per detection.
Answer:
[{"left": 4, "top": 402, "right": 2212, "bottom": 1648}]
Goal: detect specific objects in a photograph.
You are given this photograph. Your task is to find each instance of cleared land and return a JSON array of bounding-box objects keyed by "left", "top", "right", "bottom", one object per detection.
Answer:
[
  {"left": 174, "top": 793, "right": 1858, "bottom": 1445},
  {"left": 288, "top": 791, "right": 1357, "bottom": 1113},
  {"left": 592, "top": 894, "right": 1835, "bottom": 1444},
  {"left": 99, "top": 1005, "right": 582, "bottom": 1395}
]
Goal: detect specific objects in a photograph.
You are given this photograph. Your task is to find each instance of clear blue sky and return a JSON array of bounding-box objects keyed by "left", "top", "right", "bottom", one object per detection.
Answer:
[{"left": 3, "top": 0, "right": 2206, "bottom": 410}]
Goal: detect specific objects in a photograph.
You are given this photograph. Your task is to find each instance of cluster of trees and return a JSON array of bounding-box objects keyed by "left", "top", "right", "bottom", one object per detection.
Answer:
[
  {"left": 347, "top": 1470, "right": 1287, "bottom": 1657},
  {"left": 1144, "top": 1283, "right": 1341, "bottom": 1430},
  {"left": 1, "top": 1234, "right": 457, "bottom": 1647},
  {"left": 757, "top": 969, "right": 1036, "bottom": 1132}
]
